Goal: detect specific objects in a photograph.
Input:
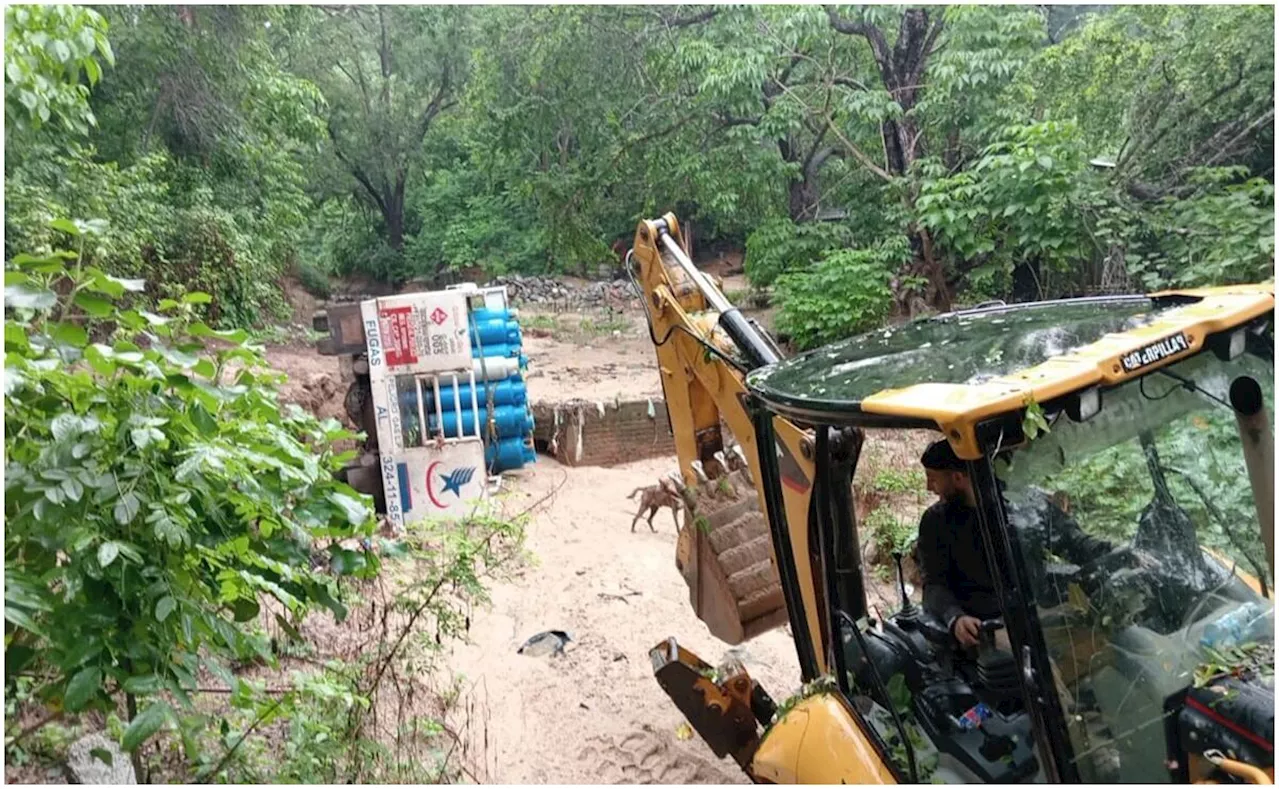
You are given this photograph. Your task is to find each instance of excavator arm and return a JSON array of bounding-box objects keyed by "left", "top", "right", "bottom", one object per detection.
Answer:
[
  {"left": 630, "top": 213, "right": 825, "bottom": 656},
  {"left": 631, "top": 214, "right": 898, "bottom": 784}
]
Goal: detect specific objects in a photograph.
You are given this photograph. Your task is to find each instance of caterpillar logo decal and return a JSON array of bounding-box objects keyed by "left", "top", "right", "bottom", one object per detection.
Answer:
[
  {"left": 1121, "top": 332, "right": 1191, "bottom": 372},
  {"left": 425, "top": 462, "right": 477, "bottom": 508}
]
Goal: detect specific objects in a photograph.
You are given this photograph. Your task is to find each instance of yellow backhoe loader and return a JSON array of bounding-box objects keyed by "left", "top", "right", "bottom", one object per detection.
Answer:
[{"left": 629, "top": 213, "right": 1274, "bottom": 783}]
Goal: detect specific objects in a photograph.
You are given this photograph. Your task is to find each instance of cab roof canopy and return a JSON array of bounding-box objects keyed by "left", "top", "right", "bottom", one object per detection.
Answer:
[{"left": 747, "top": 284, "right": 1274, "bottom": 458}]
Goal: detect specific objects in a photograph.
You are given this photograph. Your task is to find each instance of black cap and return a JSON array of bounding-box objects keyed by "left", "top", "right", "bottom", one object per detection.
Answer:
[{"left": 921, "top": 439, "right": 965, "bottom": 472}]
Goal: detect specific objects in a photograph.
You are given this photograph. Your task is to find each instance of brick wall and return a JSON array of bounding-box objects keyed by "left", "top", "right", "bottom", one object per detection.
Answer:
[{"left": 531, "top": 398, "right": 675, "bottom": 467}]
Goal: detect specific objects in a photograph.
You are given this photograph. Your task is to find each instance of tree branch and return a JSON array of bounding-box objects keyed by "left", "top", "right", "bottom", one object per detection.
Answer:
[
  {"left": 908, "top": 15, "right": 946, "bottom": 87},
  {"left": 773, "top": 79, "right": 893, "bottom": 182},
  {"left": 833, "top": 75, "right": 871, "bottom": 92},
  {"left": 415, "top": 65, "right": 454, "bottom": 144},
  {"left": 1200, "top": 108, "right": 1274, "bottom": 169},
  {"left": 662, "top": 7, "right": 719, "bottom": 28},
  {"left": 328, "top": 121, "right": 387, "bottom": 215},
  {"left": 825, "top": 5, "right": 890, "bottom": 72},
  {"left": 714, "top": 112, "right": 762, "bottom": 129},
  {"left": 1119, "top": 61, "right": 1246, "bottom": 175}
]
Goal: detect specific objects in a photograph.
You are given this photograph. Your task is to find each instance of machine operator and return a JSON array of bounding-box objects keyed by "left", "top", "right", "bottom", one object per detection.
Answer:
[{"left": 914, "top": 439, "right": 1116, "bottom": 648}]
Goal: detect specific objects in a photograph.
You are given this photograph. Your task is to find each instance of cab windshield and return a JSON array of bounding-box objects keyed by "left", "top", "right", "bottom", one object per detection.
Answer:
[{"left": 996, "top": 350, "right": 1274, "bottom": 782}]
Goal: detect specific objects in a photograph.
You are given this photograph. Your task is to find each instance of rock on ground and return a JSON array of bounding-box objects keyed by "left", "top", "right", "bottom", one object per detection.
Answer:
[{"left": 66, "top": 733, "right": 135, "bottom": 785}]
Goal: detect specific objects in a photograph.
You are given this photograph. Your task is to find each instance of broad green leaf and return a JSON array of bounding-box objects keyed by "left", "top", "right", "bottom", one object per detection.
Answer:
[
  {"left": 52, "top": 413, "right": 83, "bottom": 441},
  {"left": 192, "top": 359, "right": 217, "bottom": 379},
  {"left": 74, "top": 292, "right": 114, "bottom": 317},
  {"left": 89, "top": 748, "right": 113, "bottom": 767},
  {"left": 123, "top": 674, "right": 163, "bottom": 694},
  {"left": 274, "top": 613, "right": 303, "bottom": 642},
  {"left": 98, "top": 541, "right": 120, "bottom": 568},
  {"left": 328, "top": 492, "right": 371, "bottom": 528},
  {"left": 121, "top": 701, "right": 170, "bottom": 752},
  {"left": 183, "top": 292, "right": 213, "bottom": 305},
  {"left": 64, "top": 666, "right": 102, "bottom": 711},
  {"left": 107, "top": 275, "right": 146, "bottom": 293},
  {"left": 190, "top": 403, "right": 218, "bottom": 436},
  {"left": 190, "top": 323, "right": 248, "bottom": 344},
  {"left": 5, "top": 284, "right": 56, "bottom": 310},
  {"left": 155, "top": 596, "right": 176, "bottom": 622},
  {"left": 113, "top": 492, "right": 140, "bottom": 525},
  {"left": 5, "top": 323, "right": 29, "bottom": 350},
  {"left": 131, "top": 428, "right": 154, "bottom": 450},
  {"left": 50, "top": 218, "right": 81, "bottom": 236},
  {"left": 51, "top": 321, "right": 89, "bottom": 348},
  {"left": 85, "top": 345, "right": 116, "bottom": 376},
  {"left": 61, "top": 477, "right": 83, "bottom": 502},
  {"left": 5, "top": 605, "right": 45, "bottom": 636},
  {"left": 230, "top": 597, "right": 260, "bottom": 623}
]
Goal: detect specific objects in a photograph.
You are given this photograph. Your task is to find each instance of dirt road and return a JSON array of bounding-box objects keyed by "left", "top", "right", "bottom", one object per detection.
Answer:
[{"left": 444, "top": 457, "right": 801, "bottom": 784}]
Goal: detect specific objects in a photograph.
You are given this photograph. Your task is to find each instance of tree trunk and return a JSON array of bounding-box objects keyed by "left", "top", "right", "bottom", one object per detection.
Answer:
[
  {"left": 383, "top": 177, "right": 406, "bottom": 251},
  {"left": 788, "top": 176, "right": 820, "bottom": 223},
  {"left": 829, "top": 7, "right": 946, "bottom": 308}
]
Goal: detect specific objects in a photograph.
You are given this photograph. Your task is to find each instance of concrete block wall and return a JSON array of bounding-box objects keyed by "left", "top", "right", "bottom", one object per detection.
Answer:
[{"left": 531, "top": 397, "right": 675, "bottom": 467}]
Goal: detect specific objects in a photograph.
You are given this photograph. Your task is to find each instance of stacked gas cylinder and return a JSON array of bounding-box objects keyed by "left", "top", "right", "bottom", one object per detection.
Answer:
[{"left": 395, "top": 295, "right": 537, "bottom": 474}]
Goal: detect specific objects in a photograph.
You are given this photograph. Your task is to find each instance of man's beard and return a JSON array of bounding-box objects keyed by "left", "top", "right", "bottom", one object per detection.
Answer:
[{"left": 942, "top": 490, "right": 968, "bottom": 508}]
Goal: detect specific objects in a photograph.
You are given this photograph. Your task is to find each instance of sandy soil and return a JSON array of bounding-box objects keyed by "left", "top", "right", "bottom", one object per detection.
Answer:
[
  {"left": 521, "top": 310, "right": 666, "bottom": 404},
  {"left": 444, "top": 457, "right": 801, "bottom": 784}
]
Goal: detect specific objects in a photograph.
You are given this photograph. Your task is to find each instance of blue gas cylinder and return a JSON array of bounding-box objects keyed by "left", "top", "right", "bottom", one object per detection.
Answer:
[
  {"left": 471, "top": 342, "right": 522, "bottom": 359},
  {"left": 470, "top": 306, "right": 515, "bottom": 324},
  {"left": 429, "top": 404, "right": 534, "bottom": 439},
  {"left": 470, "top": 317, "right": 521, "bottom": 348},
  {"left": 486, "top": 436, "right": 537, "bottom": 472},
  {"left": 436, "top": 376, "right": 528, "bottom": 408}
]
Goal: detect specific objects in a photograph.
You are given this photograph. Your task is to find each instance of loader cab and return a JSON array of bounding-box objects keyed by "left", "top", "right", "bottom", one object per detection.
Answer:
[{"left": 746, "top": 288, "right": 1275, "bottom": 784}]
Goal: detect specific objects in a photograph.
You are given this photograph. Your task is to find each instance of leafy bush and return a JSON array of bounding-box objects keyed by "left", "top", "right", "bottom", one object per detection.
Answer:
[
  {"left": 774, "top": 239, "right": 907, "bottom": 350},
  {"left": 4, "top": 219, "right": 377, "bottom": 772},
  {"left": 915, "top": 121, "right": 1092, "bottom": 290},
  {"left": 4, "top": 4, "right": 114, "bottom": 137},
  {"left": 864, "top": 507, "right": 918, "bottom": 558},
  {"left": 295, "top": 260, "right": 332, "bottom": 300},
  {"left": 743, "top": 217, "right": 857, "bottom": 288},
  {"left": 1147, "top": 170, "right": 1275, "bottom": 289}
]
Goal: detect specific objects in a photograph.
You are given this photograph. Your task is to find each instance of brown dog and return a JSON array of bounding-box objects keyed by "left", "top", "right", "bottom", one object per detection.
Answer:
[{"left": 627, "top": 478, "right": 683, "bottom": 533}]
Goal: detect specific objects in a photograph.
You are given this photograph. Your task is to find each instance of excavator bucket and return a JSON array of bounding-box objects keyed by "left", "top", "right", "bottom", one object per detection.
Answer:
[{"left": 675, "top": 469, "right": 788, "bottom": 644}]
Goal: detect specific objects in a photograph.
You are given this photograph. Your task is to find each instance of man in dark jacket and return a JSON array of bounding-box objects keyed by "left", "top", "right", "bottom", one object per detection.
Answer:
[{"left": 915, "top": 439, "right": 1115, "bottom": 648}]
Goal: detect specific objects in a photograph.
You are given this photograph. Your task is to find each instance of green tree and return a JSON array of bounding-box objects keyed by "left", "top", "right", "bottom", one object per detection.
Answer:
[
  {"left": 4, "top": 221, "right": 377, "bottom": 778},
  {"left": 301, "top": 5, "right": 469, "bottom": 254},
  {"left": 4, "top": 4, "right": 113, "bottom": 141}
]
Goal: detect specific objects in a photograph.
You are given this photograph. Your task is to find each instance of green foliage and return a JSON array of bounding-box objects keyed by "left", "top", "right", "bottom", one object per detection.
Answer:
[
  {"left": 4, "top": 4, "right": 113, "bottom": 137},
  {"left": 1143, "top": 170, "right": 1275, "bottom": 289},
  {"left": 872, "top": 467, "right": 926, "bottom": 496},
  {"left": 774, "top": 238, "right": 907, "bottom": 349},
  {"left": 917, "top": 121, "right": 1091, "bottom": 290},
  {"left": 1043, "top": 408, "right": 1267, "bottom": 573},
  {"left": 744, "top": 218, "right": 858, "bottom": 288},
  {"left": 8, "top": 2, "right": 1275, "bottom": 323},
  {"left": 4, "top": 221, "right": 377, "bottom": 760},
  {"left": 294, "top": 261, "right": 331, "bottom": 301},
  {"left": 864, "top": 507, "right": 918, "bottom": 558}
]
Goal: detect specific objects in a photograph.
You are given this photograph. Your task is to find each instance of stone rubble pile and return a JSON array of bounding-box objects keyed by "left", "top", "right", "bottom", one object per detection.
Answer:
[{"left": 484, "top": 275, "right": 640, "bottom": 308}]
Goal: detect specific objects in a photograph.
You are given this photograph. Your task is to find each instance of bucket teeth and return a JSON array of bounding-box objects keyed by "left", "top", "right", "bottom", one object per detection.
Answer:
[{"left": 690, "top": 460, "right": 709, "bottom": 483}]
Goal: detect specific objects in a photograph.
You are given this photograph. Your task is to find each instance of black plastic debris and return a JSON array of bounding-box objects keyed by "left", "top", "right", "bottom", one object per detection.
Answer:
[{"left": 518, "top": 629, "right": 572, "bottom": 657}]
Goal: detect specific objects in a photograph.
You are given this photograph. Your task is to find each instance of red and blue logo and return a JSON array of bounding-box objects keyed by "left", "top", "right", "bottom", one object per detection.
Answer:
[{"left": 425, "top": 462, "right": 476, "bottom": 509}]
